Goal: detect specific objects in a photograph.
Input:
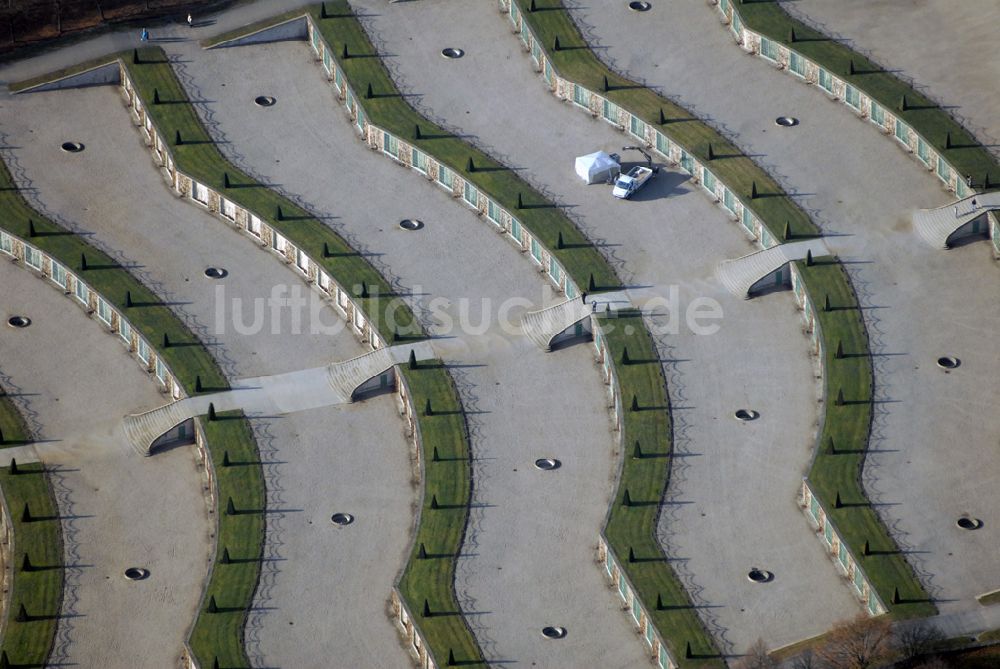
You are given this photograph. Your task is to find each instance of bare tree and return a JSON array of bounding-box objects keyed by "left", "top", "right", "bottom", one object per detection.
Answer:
[
  {"left": 791, "top": 649, "right": 819, "bottom": 669},
  {"left": 815, "top": 615, "right": 894, "bottom": 669},
  {"left": 737, "top": 638, "right": 777, "bottom": 669},
  {"left": 895, "top": 620, "right": 945, "bottom": 660}
]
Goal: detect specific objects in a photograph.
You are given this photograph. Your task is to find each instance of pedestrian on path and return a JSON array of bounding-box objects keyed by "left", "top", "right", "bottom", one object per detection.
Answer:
[
  {"left": 140, "top": 27, "right": 148, "bottom": 41},
  {"left": 187, "top": 13, "right": 193, "bottom": 28}
]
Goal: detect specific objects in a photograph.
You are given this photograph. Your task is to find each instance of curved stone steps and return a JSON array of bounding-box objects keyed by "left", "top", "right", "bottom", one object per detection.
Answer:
[
  {"left": 520, "top": 297, "right": 592, "bottom": 350},
  {"left": 716, "top": 239, "right": 830, "bottom": 297},
  {"left": 913, "top": 191, "right": 1000, "bottom": 249}
]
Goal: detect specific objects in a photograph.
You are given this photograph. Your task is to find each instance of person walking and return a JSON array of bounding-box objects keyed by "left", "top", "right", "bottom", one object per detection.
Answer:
[
  {"left": 187, "top": 13, "right": 193, "bottom": 27},
  {"left": 140, "top": 27, "right": 148, "bottom": 41}
]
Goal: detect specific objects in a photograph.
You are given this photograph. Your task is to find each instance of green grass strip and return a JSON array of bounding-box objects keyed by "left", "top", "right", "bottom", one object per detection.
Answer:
[
  {"left": 0, "top": 154, "right": 262, "bottom": 664},
  {"left": 598, "top": 312, "right": 724, "bottom": 666},
  {"left": 188, "top": 411, "right": 264, "bottom": 667},
  {"left": 0, "top": 394, "right": 32, "bottom": 453},
  {"left": 122, "top": 46, "right": 418, "bottom": 342},
  {"left": 396, "top": 364, "right": 480, "bottom": 665},
  {"left": 728, "top": 2, "right": 998, "bottom": 191},
  {"left": 311, "top": 3, "right": 720, "bottom": 664},
  {"left": 796, "top": 260, "right": 935, "bottom": 619},
  {"left": 0, "top": 398, "right": 61, "bottom": 667},
  {"left": 516, "top": 0, "right": 933, "bottom": 620},
  {"left": 978, "top": 590, "right": 1000, "bottom": 607}
]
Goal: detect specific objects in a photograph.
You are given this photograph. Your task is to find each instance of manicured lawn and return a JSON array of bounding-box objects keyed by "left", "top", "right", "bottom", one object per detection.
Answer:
[
  {"left": 0, "top": 393, "right": 33, "bottom": 451},
  {"left": 0, "top": 398, "right": 61, "bottom": 667},
  {"left": 397, "top": 363, "right": 481, "bottom": 665},
  {"left": 123, "top": 47, "right": 417, "bottom": 343},
  {"left": 797, "top": 260, "right": 934, "bottom": 619},
  {"left": 978, "top": 590, "right": 1000, "bottom": 607},
  {"left": 600, "top": 313, "right": 725, "bottom": 667},
  {"left": 187, "top": 412, "right": 264, "bottom": 668},
  {"left": 731, "top": 3, "right": 998, "bottom": 191}
]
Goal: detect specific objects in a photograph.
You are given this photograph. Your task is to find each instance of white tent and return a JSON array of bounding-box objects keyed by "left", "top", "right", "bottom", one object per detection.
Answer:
[{"left": 575, "top": 151, "right": 620, "bottom": 184}]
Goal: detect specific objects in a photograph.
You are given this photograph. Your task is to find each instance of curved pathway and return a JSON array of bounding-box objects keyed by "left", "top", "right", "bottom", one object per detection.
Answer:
[
  {"left": 350, "top": 0, "right": 857, "bottom": 652},
  {"left": 1, "top": 83, "right": 416, "bottom": 669},
  {"left": 0, "top": 259, "right": 209, "bottom": 668},
  {"left": 572, "top": 0, "right": 1000, "bottom": 639}
]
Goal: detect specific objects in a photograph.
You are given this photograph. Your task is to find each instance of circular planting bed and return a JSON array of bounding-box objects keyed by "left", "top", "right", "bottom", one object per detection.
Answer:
[
  {"left": 204, "top": 267, "right": 228, "bottom": 279},
  {"left": 331, "top": 512, "right": 354, "bottom": 526},
  {"left": 61, "top": 141, "right": 85, "bottom": 153},
  {"left": 398, "top": 219, "right": 425, "bottom": 231},
  {"left": 629, "top": 1, "right": 652, "bottom": 11},
  {"left": 775, "top": 116, "right": 799, "bottom": 127},
  {"left": 747, "top": 568, "right": 773, "bottom": 583},
  {"left": 441, "top": 48, "right": 465, "bottom": 59},
  {"left": 956, "top": 517, "right": 983, "bottom": 530},
  {"left": 124, "top": 567, "right": 149, "bottom": 581},
  {"left": 7, "top": 316, "right": 31, "bottom": 328},
  {"left": 734, "top": 409, "right": 759, "bottom": 421},
  {"left": 541, "top": 626, "right": 567, "bottom": 639},
  {"left": 254, "top": 96, "right": 276, "bottom": 107},
  {"left": 937, "top": 356, "right": 960, "bottom": 370},
  {"left": 534, "top": 458, "right": 561, "bottom": 471}
]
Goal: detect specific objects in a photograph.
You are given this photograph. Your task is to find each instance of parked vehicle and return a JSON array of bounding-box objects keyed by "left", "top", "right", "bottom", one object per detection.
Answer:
[{"left": 612, "top": 166, "right": 655, "bottom": 199}]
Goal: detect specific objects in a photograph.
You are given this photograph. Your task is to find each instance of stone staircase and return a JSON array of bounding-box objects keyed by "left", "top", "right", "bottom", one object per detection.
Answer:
[
  {"left": 913, "top": 191, "right": 1000, "bottom": 248},
  {"left": 717, "top": 239, "right": 830, "bottom": 297},
  {"left": 520, "top": 297, "right": 592, "bottom": 350}
]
